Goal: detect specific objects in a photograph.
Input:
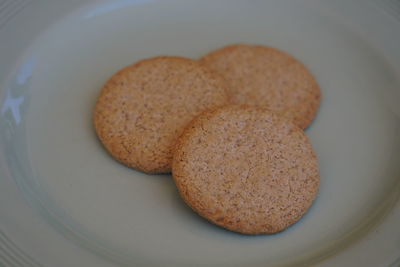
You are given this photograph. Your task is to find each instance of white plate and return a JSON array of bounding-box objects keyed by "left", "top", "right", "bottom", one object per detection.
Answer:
[{"left": 1, "top": 0, "right": 400, "bottom": 266}]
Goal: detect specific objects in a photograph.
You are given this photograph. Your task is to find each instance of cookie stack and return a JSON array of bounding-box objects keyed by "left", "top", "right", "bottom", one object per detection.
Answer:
[{"left": 93, "top": 44, "right": 321, "bottom": 234}]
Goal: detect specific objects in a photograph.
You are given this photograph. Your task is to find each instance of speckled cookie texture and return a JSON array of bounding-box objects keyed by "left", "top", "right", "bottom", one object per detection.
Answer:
[
  {"left": 172, "top": 105, "right": 320, "bottom": 234},
  {"left": 93, "top": 56, "right": 230, "bottom": 174},
  {"left": 200, "top": 44, "right": 321, "bottom": 129}
]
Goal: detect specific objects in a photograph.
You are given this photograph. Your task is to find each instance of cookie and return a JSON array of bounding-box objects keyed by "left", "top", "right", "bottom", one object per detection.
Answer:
[
  {"left": 172, "top": 105, "right": 320, "bottom": 234},
  {"left": 200, "top": 44, "right": 321, "bottom": 129},
  {"left": 93, "top": 56, "right": 230, "bottom": 174}
]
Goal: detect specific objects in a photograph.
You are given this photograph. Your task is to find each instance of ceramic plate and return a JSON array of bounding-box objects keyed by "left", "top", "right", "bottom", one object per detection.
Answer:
[{"left": 0, "top": 0, "right": 399, "bottom": 266}]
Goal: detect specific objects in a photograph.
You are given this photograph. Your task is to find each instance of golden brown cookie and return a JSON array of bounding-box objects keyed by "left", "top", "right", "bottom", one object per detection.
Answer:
[
  {"left": 200, "top": 44, "right": 321, "bottom": 129},
  {"left": 172, "top": 105, "right": 320, "bottom": 234},
  {"left": 93, "top": 56, "right": 230, "bottom": 174}
]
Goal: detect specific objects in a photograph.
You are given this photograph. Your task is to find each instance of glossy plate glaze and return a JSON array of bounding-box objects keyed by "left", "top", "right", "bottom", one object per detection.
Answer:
[{"left": 0, "top": 0, "right": 399, "bottom": 266}]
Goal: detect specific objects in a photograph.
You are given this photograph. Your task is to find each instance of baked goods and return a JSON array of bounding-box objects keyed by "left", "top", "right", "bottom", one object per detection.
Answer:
[
  {"left": 93, "top": 44, "right": 322, "bottom": 234},
  {"left": 93, "top": 56, "right": 230, "bottom": 173},
  {"left": 200, "top": 44, "right": 321, "bottom": 129},
  {"left": 172, "top": 105, "right": 320, "bottom": 234}
]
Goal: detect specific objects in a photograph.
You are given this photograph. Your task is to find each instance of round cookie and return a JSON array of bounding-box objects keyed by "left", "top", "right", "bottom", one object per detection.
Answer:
[
  {"left": 200, "top": 44, "right": 321, "bottom": 129},
  {"left": 94, "top": 56, "right": 230, "bottom": 174},
  {"left": 172, "top": 105, "right": 320, "bottom": 234}
]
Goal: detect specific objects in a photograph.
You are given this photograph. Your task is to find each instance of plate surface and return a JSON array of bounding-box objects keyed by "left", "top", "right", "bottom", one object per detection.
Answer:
[{"left": 1, "top": 0, "right": 400, "bottom": 266}]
